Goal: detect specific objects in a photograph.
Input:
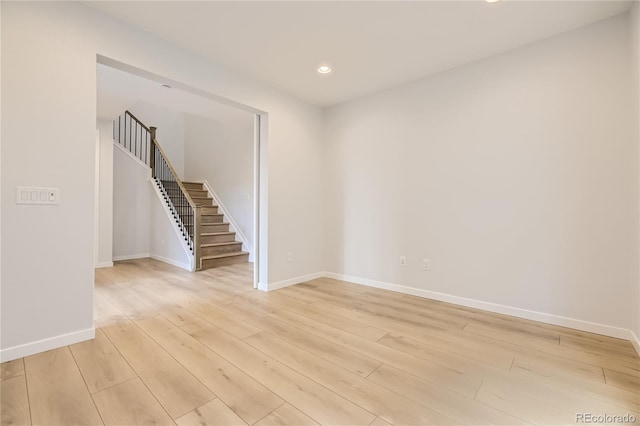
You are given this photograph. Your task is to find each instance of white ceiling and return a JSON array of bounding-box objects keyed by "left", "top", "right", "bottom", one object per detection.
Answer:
[
  {"left": 88, "top": 1, "right": 633, "bottom": 107},
  {"left": 97, "top": 63, "right": 254, "bottom": 126}
]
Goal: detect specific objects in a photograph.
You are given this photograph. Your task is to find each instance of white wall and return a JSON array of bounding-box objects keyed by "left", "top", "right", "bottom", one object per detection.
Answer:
[
  {"left": 96, "top": 119, "right": 114, "bottom": 267},
  {"left": 0, "top": 2, "right": 3, "bottom": 359},
  {"left": 2, "top": 3, "right": 97, "bottom": 357},
  {"left": 129, "top": 101, "right": 185, "bottom": 178},
  {"left": 184, "top": 113, "right": 255, "bottom": 249},
  {"left": 325, "top": 14, "right": 637, "bottom": 334},
  {"left": 113, "top": 141, "right": 191, "bottom": 269},
  {"left": 112, "top": 146, "right": 151, "bottom": 260},
  {"left": 631, "top": 3, "right": 640, "bottom": 343},
  {"left": 149, "top": 188, "right": 192, "bottom": 270},
  {"left": 1, "top": 1, "right": 324, "bottom": 359}
]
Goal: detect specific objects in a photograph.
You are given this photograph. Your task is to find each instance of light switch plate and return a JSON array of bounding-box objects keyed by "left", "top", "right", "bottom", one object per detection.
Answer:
[{"left": 16, "top": 186, "right": 60, "bottom": 205}]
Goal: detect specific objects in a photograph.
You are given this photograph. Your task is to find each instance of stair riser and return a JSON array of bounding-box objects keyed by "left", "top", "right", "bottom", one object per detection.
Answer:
[
  {"left": 161, "top": 190, "right": 214, "bottom": 208},
  {"left": 201, "top": 234, "right": 236, "bottom": 244},
  {"left": 187, "top": 190, "right": 208, "bottom": 198},
  {"left": 164, "top": 192, "right": 210, "bottom": 202},
  {"left": 182, "top": 182, "right": 204, "bottom": 190},
  {"left": 201, "top": 215, "right": 224, "bottom": 224},
  {"left": 201, "top": 223, "right": 229, "bottom": 233},
  {"left": 192, "top": 198, "right": 213, "bottom": 206},
  {"left": 201, "top": 243, "right": 243, "bottom": 256},
  {"left": 164, "top": 189, "right": 210, "bottom": 199},
  {"left": 160, "top": 184, "right": 185, "bottom": 192},
  {"left": 201, "top": 253, "right": 249, "bottom": 269},
  {"left": 201, "top": 206, "right": 219, "bottom": 215},
  {"left": 165, "top": 188, "right": 208, "bottom": 197}
]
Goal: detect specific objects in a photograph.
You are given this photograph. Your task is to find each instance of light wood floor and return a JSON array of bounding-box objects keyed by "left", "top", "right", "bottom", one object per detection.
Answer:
[{"left": 2, "top": 259, "right": 638, "bottom": 425}]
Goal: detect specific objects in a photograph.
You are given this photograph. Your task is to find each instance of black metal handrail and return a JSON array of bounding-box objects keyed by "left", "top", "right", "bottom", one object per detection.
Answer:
[
  {"left": 113, "top": 111, "right": 201, "bottom": 269},
  {"left": 113, "top": 110, "right": 150, "bottom": 165}
]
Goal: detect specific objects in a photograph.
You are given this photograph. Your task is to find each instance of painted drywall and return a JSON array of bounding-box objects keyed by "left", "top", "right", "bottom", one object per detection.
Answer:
[
  {"left": 129, "top": 102, "right": 185, "bottom": 178},
  {"left": 2, "top": 2, "right": 96, "bottom": 355},
  {"left": 1, "top": 1, "right": 324, "bottom": 358},
  {"left": 0, "top": 3, "right": 3, "bottom": 357},
  {"left": 184, "top": 113, "right": 255, "bottom": 249},
  {"left": 96, "top": 119, "right": 114, "bottom": 267},
  {"left": 112, "top": 146, "right": 151, "bottom": 260},
  {"left": 632, "top": 3, "right": 640, "bottom": 343},
  {"left": 149, "top": 182, "right": 192, "bottom": 270},
  {"left": 113, "top": 140, "right": 191, "bottom": 269},
  {"left": 325, "top": 14, "right": 637, "bottom": 332}
]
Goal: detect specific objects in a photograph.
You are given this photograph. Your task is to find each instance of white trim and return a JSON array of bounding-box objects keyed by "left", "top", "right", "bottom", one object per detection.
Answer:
[
  {"left": 94, "top": 130, "right": 100, "bottom": 269},
  {"left": 630, "top": 330, "right": 640, "bottom": 357},
  {"left": 113, "top": 140, "right": 151, "bottom": 176},
  {"left": 95, "top": 261, "right": 114, "bottom": 268},
  {"left": 0, "top": 328, "right": 95, "bottom": 362},
  {"left": 150, "top": 254, "right": 191, "bottom": 271},
  {"left": 324, "top": 272, "right": 636, "bottom": 342},
  {"left": 267, "top": 272, "right": 325, "bottom": 292},
  {"left": 253, "top": 113, "right": 260, "bottom": 289},
  {"left": 150, "top": 180, "right": 195, "bottom": 271},
  {"left": 112, "top": 253, "right": 150, "bottom": 262},
  {"left": 257, "top": 113, "right": 269, "bottom": 290},
  {"left": 197, "top": 180, "right": 254, "bottom": 262}
]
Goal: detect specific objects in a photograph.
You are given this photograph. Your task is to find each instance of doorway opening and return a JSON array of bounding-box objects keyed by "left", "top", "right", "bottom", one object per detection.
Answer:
[{"left": 94, "top": 56, "right": 268, "bottom": 291}]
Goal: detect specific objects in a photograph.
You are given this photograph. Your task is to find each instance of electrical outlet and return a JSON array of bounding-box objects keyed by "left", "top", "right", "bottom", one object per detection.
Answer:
[
  {"left": 287, "top": 252, "right": 293, "bottom": 263},
  {"left": 399, "top": 256, "right": 407, "bottom": 267},
  {"left": 423, "top": 259, "right": 431, "bottom": 271}
]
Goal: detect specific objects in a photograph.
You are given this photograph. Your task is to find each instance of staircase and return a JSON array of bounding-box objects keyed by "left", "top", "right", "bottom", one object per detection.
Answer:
[
  {"left": 173, "top": 181, "right": 249, "bottom": 269},
  {"left": 114, "top": 110, "right": 249, "bottom": 271}
]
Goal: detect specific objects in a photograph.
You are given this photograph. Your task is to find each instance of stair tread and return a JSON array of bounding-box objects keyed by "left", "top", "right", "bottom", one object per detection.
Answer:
[
  {"left": 202, "top": 222, "right": 229, "bottom": 226},
  {"left": 201, "top": 242, "right": 242, "bottom": 248},
  {"left": 201, "top": 251, "right": 249, "bottom": 260},
  {"left": 201, "top": 231, "right": 235, "bottom": 236},
  {"left": 202, "top": 213, "right": 223, "bottom": 217}
]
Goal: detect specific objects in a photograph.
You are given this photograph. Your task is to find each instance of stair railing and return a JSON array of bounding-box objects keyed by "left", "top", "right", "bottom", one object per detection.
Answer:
[{"left": 113, "top": 111, "right": 201, "bottom": 270}]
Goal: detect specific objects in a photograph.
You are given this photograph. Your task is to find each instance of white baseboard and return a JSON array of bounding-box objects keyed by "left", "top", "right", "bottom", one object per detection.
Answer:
[
  {"left": 113, "top": 254, "right": 191, "bottom": 271},
  {"left": 150, "top": 180, "right": 195, "bottom": 271},
  {"left": 113, "top": 253, "right": 150, "bottom": 262},
  {"left": 267, "top": 272, "right": 325, "bottom": 292},
  {"left": 0, "top": 328, "right": 95, "bottom": 362},
  {"left": 630, "top": 330, "right": 640, "bottom": 356},
  {"left": 95, "top": 261, "right": 114, "bottom": 269},
  {"left": 324, "top": 272, "right": 636, "bottom": 342},
  {"left": 150, "top": 254, "right": 191, "bottom": 271}
]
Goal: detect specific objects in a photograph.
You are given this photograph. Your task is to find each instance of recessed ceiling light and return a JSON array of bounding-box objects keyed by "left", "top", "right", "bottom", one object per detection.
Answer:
[
  {"left": 317, "top": 65, "right": 332, "bottom": 74},
  {"left": 486, "top": 0, "right": 500, "bottom": 3},
  {"left": 161, "top": 84, "right": 172, "bottom": 89}
]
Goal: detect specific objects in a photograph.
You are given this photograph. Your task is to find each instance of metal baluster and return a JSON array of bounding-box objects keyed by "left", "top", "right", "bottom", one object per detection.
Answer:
[{"left": 134, "top": 122, "right": 138, "bottom": 158}]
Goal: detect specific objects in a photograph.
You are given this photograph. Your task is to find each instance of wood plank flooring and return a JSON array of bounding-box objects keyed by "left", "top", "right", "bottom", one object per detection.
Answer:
[{"left": 2, "top": 258, "right": 638, "bottom": 425}]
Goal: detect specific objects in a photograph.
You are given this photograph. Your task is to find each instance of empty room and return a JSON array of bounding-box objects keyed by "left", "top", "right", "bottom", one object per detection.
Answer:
[{"left": 1, "top": 1, "right": 639, "bottom": 425}]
